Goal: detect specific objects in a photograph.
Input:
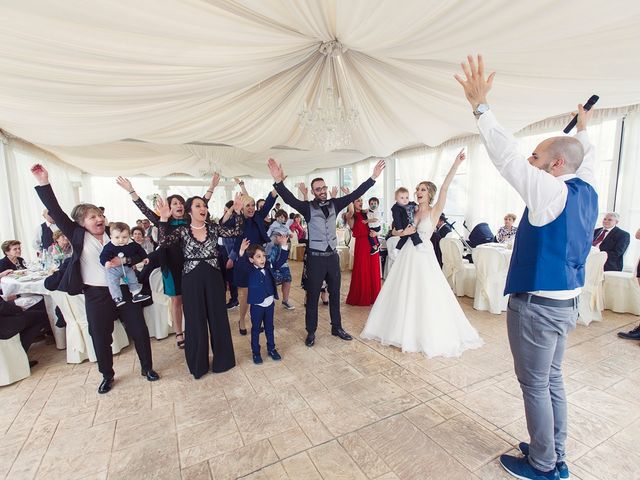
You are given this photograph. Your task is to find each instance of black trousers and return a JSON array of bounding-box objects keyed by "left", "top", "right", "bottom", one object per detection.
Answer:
[
  {"left": 84, "top": 285, "right": 153, "bottom": 379},
  {"left": 0, "top": 300, "right": 50, "bottom": 352},
  {"left": 305, "top": 252, "right": 342, "bottom": 334},
  {"left": 182, "top": 263, "right": 236, "bottom": 378},
  {"left": 396, "top": 231, "right": 422, "bottom": 249}
]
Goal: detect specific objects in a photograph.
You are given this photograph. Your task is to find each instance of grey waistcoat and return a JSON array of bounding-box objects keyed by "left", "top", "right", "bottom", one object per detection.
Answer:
[{"left": 308, "top": 202, "right": 337, "bottom": 252}]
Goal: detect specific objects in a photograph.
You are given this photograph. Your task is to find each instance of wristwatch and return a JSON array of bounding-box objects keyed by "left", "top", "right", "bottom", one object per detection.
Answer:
[{"left": 473, "top": 103, "right": 490, "bottom": 119}]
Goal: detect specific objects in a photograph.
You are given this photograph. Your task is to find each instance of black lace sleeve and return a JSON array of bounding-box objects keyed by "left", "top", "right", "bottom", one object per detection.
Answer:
[
  {"left": 133, "top": 198, "right": 160, "bottom": 225},
  {"left": 216, "top": 212, "right": 244, "bottom": 238},
  {"left": 158, "top": 222, "right": 183, "bottom": 248}
]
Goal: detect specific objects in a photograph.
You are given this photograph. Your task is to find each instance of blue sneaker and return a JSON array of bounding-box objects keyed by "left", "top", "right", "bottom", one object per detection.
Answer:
[
  {"left": 252, "top": 353, "right": 263, "bottom": 365},
  {"left": 519, "top": 443, "right": 569, "bottom": 479},
  {"left": 500, "top": 454, "right": 558, "bottom": 480},
  {"left": 268, "top": 349, "right": 282, "bottom": 361}
]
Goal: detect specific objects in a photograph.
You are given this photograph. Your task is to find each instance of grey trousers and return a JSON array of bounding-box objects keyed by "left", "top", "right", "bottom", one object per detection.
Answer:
[
  {"left": 106, "top": 265, "right": 141, "bottom": 301},
  {"left": 506, "top": 294, "right": 577, "bottom": 472}
]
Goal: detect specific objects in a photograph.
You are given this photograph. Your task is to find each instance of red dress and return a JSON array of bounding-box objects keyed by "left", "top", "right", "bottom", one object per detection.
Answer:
[{"left": 346, "top": 212, "right": 381, "bottom": 306}]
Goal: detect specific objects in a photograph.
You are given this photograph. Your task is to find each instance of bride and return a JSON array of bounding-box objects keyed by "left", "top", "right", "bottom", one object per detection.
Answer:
[{"left": 361, "top": 150, "right": 483, "bottom": 358}]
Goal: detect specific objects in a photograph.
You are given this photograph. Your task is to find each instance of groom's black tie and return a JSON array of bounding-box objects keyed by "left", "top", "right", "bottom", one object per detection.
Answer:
[{"left": 318, "top": 200, "right": 330, "bottom": 218}]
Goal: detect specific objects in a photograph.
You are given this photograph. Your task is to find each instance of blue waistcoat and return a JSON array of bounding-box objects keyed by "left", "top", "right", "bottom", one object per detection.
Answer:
[{"left": 504, "top": 178, "right": 598, "bottom": 295}]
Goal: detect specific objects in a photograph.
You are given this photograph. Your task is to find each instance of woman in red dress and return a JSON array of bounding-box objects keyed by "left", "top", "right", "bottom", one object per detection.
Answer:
[{"left": 346, "top": 198, "right": 381, "bottom": 306}]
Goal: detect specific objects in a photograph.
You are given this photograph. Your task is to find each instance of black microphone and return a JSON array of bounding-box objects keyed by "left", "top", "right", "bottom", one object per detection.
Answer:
[{"left": 563, "top": 95, "right": 599, "bottom": 134}]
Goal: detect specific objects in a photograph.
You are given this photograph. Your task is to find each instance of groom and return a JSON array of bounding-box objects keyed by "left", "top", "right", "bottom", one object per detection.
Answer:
[
  {"left": 456, "top": 55, "right": 597, "bottom": 480},
  {"left": 268, "top": 157, "right": 385, "bottom": 346}
]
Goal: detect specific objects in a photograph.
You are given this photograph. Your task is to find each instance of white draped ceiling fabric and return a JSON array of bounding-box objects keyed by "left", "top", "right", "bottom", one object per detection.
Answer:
[{"left": 1, "top": 0, "right": 640, "bottom": 177}]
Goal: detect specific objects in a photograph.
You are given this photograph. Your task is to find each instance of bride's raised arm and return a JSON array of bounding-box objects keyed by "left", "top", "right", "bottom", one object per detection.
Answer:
[{"left": 431, "top": 149, "right": 465, "bottom": 223}]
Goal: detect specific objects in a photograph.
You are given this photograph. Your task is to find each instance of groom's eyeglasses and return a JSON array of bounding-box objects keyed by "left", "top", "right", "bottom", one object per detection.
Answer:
[{"left": 314, "top": 186, "right": 328, "bottom": 192}]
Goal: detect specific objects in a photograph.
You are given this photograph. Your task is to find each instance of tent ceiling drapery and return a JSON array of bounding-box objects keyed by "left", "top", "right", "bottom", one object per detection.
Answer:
[{"left": 1, "top": 0, "right": 640, "bottom": 177}]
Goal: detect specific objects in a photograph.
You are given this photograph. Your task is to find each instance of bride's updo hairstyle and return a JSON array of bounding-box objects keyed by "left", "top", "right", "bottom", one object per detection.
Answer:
[{"left": 416, "top": 181, "right": 437, "bottom": 205}]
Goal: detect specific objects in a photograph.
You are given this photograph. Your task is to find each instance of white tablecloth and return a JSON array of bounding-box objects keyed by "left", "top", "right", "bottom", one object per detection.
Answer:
[
  {"left": 472, "top": 244, "right": 512, "bottom": 314},
  {"left": 1, "top": 274, "right": 66, "bottom": 349}
]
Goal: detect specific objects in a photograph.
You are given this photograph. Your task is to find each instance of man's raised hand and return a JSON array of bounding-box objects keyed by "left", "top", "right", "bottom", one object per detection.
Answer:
[
  {"left": 371, "top": 159, "right": 386, "bottom": 180},
  {"left": 454, "top": 54, "right": 495, "bottom": 109},
  {"left": 267, "top": 158, "right": 284, "bottom": 183}
]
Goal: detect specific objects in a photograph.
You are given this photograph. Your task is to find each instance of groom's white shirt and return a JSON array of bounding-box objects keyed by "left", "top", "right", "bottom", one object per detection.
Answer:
[{"left": 477, "top": 111, "right": 596, "bottom": 300}]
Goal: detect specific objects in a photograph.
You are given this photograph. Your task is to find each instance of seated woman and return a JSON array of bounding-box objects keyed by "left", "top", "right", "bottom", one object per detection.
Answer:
[
  {"left": 0, "top": 240, "right": 28, "bottom": 271},
  {"left": 131, "top": 226, "right": 155, "bottom": 254},
  {"left": 48, "top": 231, "right": 73, "bottom": 263},
  {"left": 496, "top": 213, "right": 518, "bottom": 244}
]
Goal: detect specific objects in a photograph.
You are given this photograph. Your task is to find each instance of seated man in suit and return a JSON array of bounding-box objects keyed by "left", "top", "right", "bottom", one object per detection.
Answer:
[
  {"left": 0, "top": 295, "right": 50, "bottom": 367},
  {"left": 593, "top": 212, "right": 630, "bottom": 271}
]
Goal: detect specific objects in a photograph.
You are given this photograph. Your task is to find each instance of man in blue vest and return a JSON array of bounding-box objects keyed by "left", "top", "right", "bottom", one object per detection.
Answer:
[
  {"left": 268, "top": 157, "right": 385, "bottom": 347},
  {"left": 456, "top": 55, "right": 598, "bottom": 480}
]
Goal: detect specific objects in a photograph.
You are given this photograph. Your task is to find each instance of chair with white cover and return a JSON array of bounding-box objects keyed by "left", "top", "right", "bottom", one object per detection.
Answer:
[
  {"left": 441, "top": 238, "right": 476, "bottom": 297},
  {"left": 144, "top": 268, "right": 171, "bottom": 339},
  {"left": 603, "top": 268, "right": 640, "bottom": 315},
  {"left": 577, "top": 251, "right": 608, "bottom": 326},
  {"left": 0, "top": 334, "right": 30, "bottom": 386},
  {"left": 51, "top": 291, "right": 130, "bottom": 363},
  {"left": 472, "top": 247, "right": 509, "bottom": 314}
]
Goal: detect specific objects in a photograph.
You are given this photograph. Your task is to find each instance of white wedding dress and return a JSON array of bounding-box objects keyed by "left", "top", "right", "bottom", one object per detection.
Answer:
[{"left": 361, "top": 216, "right": 483, "bottom": 358}]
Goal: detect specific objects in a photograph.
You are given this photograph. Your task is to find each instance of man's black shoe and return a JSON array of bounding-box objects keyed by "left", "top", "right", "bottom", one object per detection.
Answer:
[
  {"left": 141, "top": 369, "right": 160, "bottom": 381},
  {"left": 331, "top": 328, "right": 353, "bottom": 341},
  {"left": 98, "top": 377, "right": 114, "bottom": 394},
  {"left": 305, "top": 334, "right": 315, "bottom": 347},
  {"left": 618, "top": 325, "right": 640, "bottom": 340}
]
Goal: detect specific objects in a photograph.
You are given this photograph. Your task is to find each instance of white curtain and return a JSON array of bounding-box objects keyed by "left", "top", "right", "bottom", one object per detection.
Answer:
[
  {"left": 1, "top": 1, "right": 640, "bottom": 176},
  {"left": 2, "top": 138, "right": 81, "bottom": 260},
  {"left": 616, "top": 111, "right": 640, "bottom": 271}
]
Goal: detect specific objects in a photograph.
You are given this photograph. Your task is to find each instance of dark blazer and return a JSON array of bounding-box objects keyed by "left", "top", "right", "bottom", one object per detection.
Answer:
[
  {"left": 40, "top": 222, "right": 55, "bottom": 250},
  {"left": 232, "top": 192, "right": 277, "bottom": 256},
  {"left": 0, "top": 256, "right": 27, "bottom": 271},
  {"left": 437, "top": 223, "right": 452, "bottom": 238},
  {"left": 593, "top": 226, "right": 630, "bottom": 271},
  {"left": 236, "top": 248, "right": 289, "bottom": 305}
]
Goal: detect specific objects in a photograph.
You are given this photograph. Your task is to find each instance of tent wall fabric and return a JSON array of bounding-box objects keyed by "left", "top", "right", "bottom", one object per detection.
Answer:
[{"left": 1, "top": 0, "right": 640, "bottom": 176}]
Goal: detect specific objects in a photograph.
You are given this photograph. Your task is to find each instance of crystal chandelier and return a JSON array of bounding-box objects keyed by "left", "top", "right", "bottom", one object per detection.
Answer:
[
  {"left": 198, "top": 159, "right": 217, "bottom": 178},
  {"left": 298, "top": 41, "right": 359, "bottom": 151}
]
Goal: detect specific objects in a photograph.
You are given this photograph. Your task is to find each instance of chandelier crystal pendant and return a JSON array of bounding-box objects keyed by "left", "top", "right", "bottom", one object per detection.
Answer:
[{"left": 299, "top": 40, "right": 359, "bottom": 152}]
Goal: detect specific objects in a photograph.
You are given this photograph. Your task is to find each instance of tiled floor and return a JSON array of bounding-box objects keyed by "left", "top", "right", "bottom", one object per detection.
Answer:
[{"left": 2, "top": 263, "right": 639, "bottom": 479}]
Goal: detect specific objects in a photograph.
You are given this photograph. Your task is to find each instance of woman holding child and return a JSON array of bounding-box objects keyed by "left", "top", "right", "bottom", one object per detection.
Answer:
[{"left": 361, "top": 151, "right": 483, "bottom": 358}]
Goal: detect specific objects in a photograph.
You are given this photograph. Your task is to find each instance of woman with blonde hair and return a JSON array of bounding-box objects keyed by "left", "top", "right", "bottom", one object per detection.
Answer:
[{"left": 361, "top": 150, "right": 483, "bottom": 358}]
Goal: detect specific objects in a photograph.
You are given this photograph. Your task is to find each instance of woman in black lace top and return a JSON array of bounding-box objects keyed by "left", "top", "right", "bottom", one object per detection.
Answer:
[
  {"left": 157, "top": 193, "right": 244, "bottom": 378},
  {"left": 117, "top": 174, "right": 220, "bottom": 350}
]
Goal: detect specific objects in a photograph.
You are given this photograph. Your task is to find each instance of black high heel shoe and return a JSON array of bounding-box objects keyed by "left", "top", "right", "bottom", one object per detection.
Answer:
[{"left": 239, "top": 326, "right": 247, "bottom": 336}]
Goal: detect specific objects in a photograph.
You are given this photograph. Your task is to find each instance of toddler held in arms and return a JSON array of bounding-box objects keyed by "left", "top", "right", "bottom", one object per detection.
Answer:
[
  {"left": 99, "top": 222, "right": 150, "bottom": 307},
  {"left": 391, "top": 187, "right": 426, "bottom": 254}
]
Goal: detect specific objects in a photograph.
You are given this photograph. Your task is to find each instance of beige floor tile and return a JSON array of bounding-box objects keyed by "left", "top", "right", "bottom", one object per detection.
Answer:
[
  {"left": 567, "top": 403, "right": 623, "bottom": 448},
  {"left": 575, "top": 439, "right": 640, "bottom": 479},
  {"left": 307, "top": 440, "right": 368, "bottom": 479},
  {"left": 179, "top": 431, "right": 243, "bottom": 469},
  {"left": 456, "top": 386, "right": 524, "bottom": 428},
  {"left": 403, "top": 403, "right": 447, "bottom": 433},
  {"left": 338, "top": 432, "right": 391, "bottom": 479},
  {"left": 292, "top": 408, "right": 334, "bottom": 446},
  {"left": 360, "top": 416, "right": 472, "bottom": 479},
  {"left": 209, "top": 438, "right": 278, "bottom": 480},
  {"left": 268, "top": 426, "right": 312, "bottom": 459},
  {"left": 108, "top": 436, "right": 180, "bottom": 480},
  {"left": 426, "top": 414, "right": 511, "bottom": 471},
  {"left": 181, "top": 461, "right": 212, "bottom": 480},
  {"left": 434, "top": 364, "right": 494, "bottom": 389},
  {"left": 5, "top": 420, "right": 57, "bottom": 480},
  {"left": 230, "top": 392, "right": 299, "bottom": 443},
  {"left": 36, "top": 421, "right": 115, "bottom": 479},
  {"left": 177, "top": 412, "right": 238, "bottom": 452},
  {"left": 281, "top": 452, "right": 323, "bottom": 479},
  {"left": 568, "top": 386, "right": 640, "bottom": 427},
  {"left": 243, "top": 462, "right": 289, "bottom": 479}
]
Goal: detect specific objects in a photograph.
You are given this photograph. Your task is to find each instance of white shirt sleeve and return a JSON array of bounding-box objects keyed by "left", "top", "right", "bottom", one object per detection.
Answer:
[{"left": 477, "top": 111, "right": 568, "bottom": 227}]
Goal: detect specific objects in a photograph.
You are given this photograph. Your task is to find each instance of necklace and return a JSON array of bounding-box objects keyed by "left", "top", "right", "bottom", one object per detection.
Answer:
[{"left": 190, "top": 223, "right": 206, "bottom": 230}]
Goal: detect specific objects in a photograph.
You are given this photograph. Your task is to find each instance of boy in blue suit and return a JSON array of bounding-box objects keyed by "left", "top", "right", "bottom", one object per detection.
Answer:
[{"left": 237, "top": 236, "right": 289, "bottom": 364}]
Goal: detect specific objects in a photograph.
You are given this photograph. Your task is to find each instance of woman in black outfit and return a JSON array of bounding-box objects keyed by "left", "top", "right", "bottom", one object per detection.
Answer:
[
  {"left": 31, "top": 164, "right": 158, "bottom": 394},
  {"left": 116, "top": 174, "right": 220, "bottom": 349},
  {"left": 157, "top": 193, "right": 244, "bottom": 378},
  {"left": 0, "top": 240, "right": 28, "bottom": 272}
]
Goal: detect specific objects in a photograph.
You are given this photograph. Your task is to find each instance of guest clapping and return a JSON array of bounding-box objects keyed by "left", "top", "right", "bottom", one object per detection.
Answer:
[{"left": 496, "top": 213, "right": 518, "bottom": 244}]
